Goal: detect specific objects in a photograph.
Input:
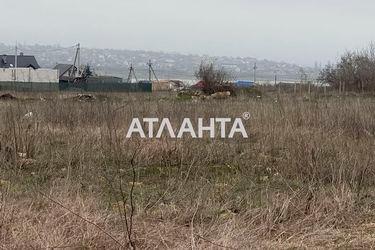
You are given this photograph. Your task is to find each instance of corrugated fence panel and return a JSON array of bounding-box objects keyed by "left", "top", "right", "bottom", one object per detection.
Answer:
[{"left": 59, "top": 82, "right": 152, "bottom": 92}]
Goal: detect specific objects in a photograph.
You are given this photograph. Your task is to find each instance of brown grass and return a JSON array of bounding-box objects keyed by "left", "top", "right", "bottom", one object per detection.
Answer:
[{"left": 0, "top": 90, "right": 375, "bottom": 249}]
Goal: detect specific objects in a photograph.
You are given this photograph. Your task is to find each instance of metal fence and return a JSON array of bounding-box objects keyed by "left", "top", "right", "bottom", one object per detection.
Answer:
[{"left": 0, "top": 81, "right": 152, "bottom": 92}]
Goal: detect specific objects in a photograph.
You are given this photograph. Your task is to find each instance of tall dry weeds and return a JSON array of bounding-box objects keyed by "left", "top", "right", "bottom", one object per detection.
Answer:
[{"left": 0, "top": 91, "right": 374, "bottom": 248}]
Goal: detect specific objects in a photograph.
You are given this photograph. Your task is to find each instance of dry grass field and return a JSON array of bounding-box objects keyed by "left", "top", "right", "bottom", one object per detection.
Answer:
[{"left": 0, "top": 90, "right": 375, "bottom": 249}]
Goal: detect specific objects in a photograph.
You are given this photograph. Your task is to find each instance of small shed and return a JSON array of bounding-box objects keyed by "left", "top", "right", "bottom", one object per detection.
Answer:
[{"left": 53, "top": 64, "right": 77, "bottom": 80}]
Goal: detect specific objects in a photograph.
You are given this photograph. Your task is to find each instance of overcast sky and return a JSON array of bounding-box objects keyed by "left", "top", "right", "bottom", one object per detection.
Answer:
[{"left": 1, "top": 0, "right": 375, "bottom": 66}]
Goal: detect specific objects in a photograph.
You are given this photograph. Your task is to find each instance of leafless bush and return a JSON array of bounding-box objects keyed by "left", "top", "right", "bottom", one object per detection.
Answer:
[
  {"left": 194, "top": 61, "right": 235, "bottom": 95},
  {"left": 319, "top": 43, "right": 375, "bottom": 92}
]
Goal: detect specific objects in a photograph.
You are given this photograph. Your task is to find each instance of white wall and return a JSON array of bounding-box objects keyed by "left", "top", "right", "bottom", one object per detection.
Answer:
[{"left": 0, "top": 68, "right": 59, "bottom": 83}]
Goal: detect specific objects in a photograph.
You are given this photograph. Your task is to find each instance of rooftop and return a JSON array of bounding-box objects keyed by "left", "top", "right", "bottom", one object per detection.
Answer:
[{"left": 0, "top": 54, "right": 40, "bottom": 69}]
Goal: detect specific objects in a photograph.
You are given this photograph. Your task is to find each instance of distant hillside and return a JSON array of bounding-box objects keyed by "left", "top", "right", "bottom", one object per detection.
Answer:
[{"left": 0, "top": 43, "right": 319, "bottom": 82}]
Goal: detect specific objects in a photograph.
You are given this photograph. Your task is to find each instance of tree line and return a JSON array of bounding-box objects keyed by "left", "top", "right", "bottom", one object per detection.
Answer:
[{"left": 319, "top": 44, "right": 375, "bottom": 92}]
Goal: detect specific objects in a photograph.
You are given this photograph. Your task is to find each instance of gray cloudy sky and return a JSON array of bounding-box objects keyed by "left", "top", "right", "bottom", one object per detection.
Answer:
[{"left": 1, "top": 0, "right": 375, "bottom": 66}]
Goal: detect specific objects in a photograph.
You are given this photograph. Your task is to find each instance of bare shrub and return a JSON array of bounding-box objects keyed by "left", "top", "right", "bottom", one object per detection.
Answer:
[
  {"left": 194, "top": 61, "right": 235, "bottom": 95},
  {"left": 319, "top": 43, "right": 375, "bottom": 92}
]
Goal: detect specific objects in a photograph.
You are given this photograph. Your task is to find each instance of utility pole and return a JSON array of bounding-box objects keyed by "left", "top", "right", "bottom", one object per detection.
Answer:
[
  {"left": 253, "top": 62, "right": 257, "bottom": 84},
  {"left": 274, "top": 70, "right": 278, "bottom": 86},
  {"left": 127, "top": 63, "right": 138, "bottom": 83},
  {"left": 299, "top": 68, "right": 307, "bottom": 97},
  {"left": 147, "top": 60, "right": 159, "bottom": 83},
  {"left": 274, "top": 70, "right": 280, "bottom": 94},
  {"left": 14, "top": 42, "right": 18, "bottom": 82},
  {"left": 308, "top": 76, "right": 311, "bottom": 98},
  {"left": 76, "top": 43, "right": 81, "bottom": 78},
  {"left": 70, "top": 43, "right": 81, "bottom": 79},
  {"left": 148, "top": 60, "right": 152, "bottom": 82},
  {"left": 148, "top": 60, "right": 153, "bottom": 82}
]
